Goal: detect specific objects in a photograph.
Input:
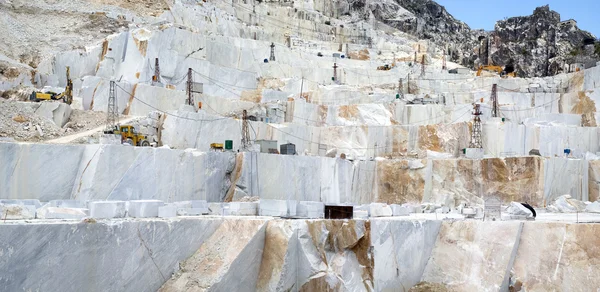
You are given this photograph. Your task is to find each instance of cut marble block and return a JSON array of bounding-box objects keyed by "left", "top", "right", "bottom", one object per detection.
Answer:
[
  {"left": 158, "top": 205, "right": 177, "bottom": 218},
  {"left": 174, "top": 200, "right": 209, "bottom": 216},
  {"left": 36, "top": 207, "right": 88, "bottom": 220},
  {"left": 89, "top": 201, "right": 127, "bottom": 219},
  {"left": 177, "top": 208, "right": 207, "bottom": 216},
  {"left": 369, "top": 203, "right": 393, "bottom": 217},
  {"left": 0, "top": 199, "right": 42, "bottom": 208},
  {"left": 353, "top": 210, "right": 369, "bottom": 219},
  {"left": 0, "top": 204, "right": 36, "bottom": 220},
  {"left": 421, "top": 221, "right": 523, "bottom": 291},
  {"left": 354, "top": 204, "right": 370, "bottom": 215},
  {"left": 296, "top": 201, "right": 324, "bottom": 218},
  {"left": 390, "top": 204, "right": 410, "bottom": 216},
  {"left": 434, "top": 206, "right": 450, "bottom": 214},
  {"left": 49, "top": 200, "right": 86, "bottom": 208},
  {"left": 160, "top": 219, "right": 267, "bottom": 292},
  {"left": 128, "top": 200, "right": 165, "bottom": 218},
  {"left": 259, "top": 200, "right": 297, "bottom": 217},
  {"left": 223, "top": 202, "right": 258, "bottom": 216},
  {"left": 208, "top": 203, "right": 224, "bottom": 215}
]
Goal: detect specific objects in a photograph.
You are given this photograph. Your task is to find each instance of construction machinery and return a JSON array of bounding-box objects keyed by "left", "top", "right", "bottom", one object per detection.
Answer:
[
  {"left": 476, "top": 65, "right": 516, "bottom": 78},
  {"left": 210, "top": 143, "right": 224, "bottom": 151},
  {"left": 30, "top": 66, "right": 73, "bottom": 104},
  {"left": 105, "top": 125, "right": 151, "bottom": 147}
]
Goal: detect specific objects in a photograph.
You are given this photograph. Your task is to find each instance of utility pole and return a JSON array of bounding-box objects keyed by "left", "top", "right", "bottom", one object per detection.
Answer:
[
  {"left": 346, "top": 43, "right": 349, "bottom": 56},
  {"left": 241, "top": 109, "right": 251, "bottom": 151},
  {"left": 333, "top": 62, "right": 338, "bottom": 83},
  {"left": 186, "top": 68, "right": 193, "bottom": 106},
  {"left": 152, "top": 58, "right": 161, "bottom": 85},
  {"left": 414, "top": 51, "right": 417, "bottom": 62},
  {"left": 105, "top": 80, "right": 118, "bottom": 132},
  {"left": 299, "top": 76, "right": 304, "bottom": 99},
  {"left": 470, "top": 104, "right": 483, "bottom": 148},
  {"left": 270, "top": 42, "right": 275, "bottom": 61},
  {"left": 491, "top": 84, "right": 499, "bottom": 118},
  {"left": 421, "top": 55, "right": 426, "bottom": 76},
  {"left": 368, "top": 37, "right": 373, "bottom": 49},
  {"left": 407, "top": 73, "right": 411, "bottom": 94},
  {"left": 398, "top": 78, "right": 404, "bottom": 99}
]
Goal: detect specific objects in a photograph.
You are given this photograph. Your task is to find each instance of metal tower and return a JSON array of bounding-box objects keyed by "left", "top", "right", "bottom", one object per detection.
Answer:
[
  {"left": 187, "top": 68, "right": 193, "bottom": 106},
  {"left": 241, "top": 110, "right": 251, "bottom": 151},
  {"left": 106, "top": 80, "right": 118, "bottom": 132},
  {"left": 152, "top": 58, "right": 161, "bottom": 85},
  {"left": 470, "top": 104, "right": 483, "bottom": 148},
  {"left": 491, "top": 84, "right": 499, "bottom": 118},
  {"left": 333, "top": 62, "right": 338, "bottom": 83},
  {"left": 270, "top": 43, "right": 275, "bottom": 61}
]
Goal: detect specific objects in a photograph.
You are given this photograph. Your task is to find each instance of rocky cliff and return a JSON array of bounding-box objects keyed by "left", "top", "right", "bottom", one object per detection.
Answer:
[
  {"left": 490, "top": 5, "right": 598, "bottom": 77},
  {"left": 356, "top": 1, "right": 598, "bottom": 77}
]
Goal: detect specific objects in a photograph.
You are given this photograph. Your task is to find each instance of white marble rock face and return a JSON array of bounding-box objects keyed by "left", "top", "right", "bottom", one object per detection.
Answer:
[
  {"left": 421, "top": 221, "right": 523, "bottom": 291},
  {"left": 0, "top": 218, "right": 223, "bottom": 292}
]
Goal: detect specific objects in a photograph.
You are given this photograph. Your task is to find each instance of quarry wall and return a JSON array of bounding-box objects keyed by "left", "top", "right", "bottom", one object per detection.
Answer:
[
  {"left": 1, "top": 218, "right": 598, "bottom": 291},
  {"left": 1, "top": 141, "right": 596, "bottom": 207}
]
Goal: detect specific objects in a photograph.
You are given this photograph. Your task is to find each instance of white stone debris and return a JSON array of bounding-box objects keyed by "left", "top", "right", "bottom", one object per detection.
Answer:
[
  {"left": 585, "top": 201, "right": 600, "bottom": 213},
  {"left": 548, "top": 195, "right": 587, "bottom": 213}
]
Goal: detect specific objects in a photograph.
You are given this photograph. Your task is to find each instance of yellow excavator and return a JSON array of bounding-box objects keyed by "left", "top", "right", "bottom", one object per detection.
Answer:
[
  {"left": 476, "top": 65, "right": 517, "bottom": 78},
  {"left": 30, "top": 66, "right": 73, "bottom": 104},
  {"left": 377, "top": 55, "right": 397, "bottom": 71},
  {"left": 105, "top": 124, "right": 151, "bottom": 147}
]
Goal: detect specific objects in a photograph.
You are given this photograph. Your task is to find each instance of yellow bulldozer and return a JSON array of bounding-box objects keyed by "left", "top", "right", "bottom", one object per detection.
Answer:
[
  {"left": 105, "top": 125, "right": 151, "bottom": 147},
  {"left": 476, "top": 65, "right": 517, "bottom": 78},
  {"left": 30, "top": 66, "right": 73, "bottom": 104}
]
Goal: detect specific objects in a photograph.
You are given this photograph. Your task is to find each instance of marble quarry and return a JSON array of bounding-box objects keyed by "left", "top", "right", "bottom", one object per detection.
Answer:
[{"left": 2, "top": 0, "right": 600, "bottom": 291}]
